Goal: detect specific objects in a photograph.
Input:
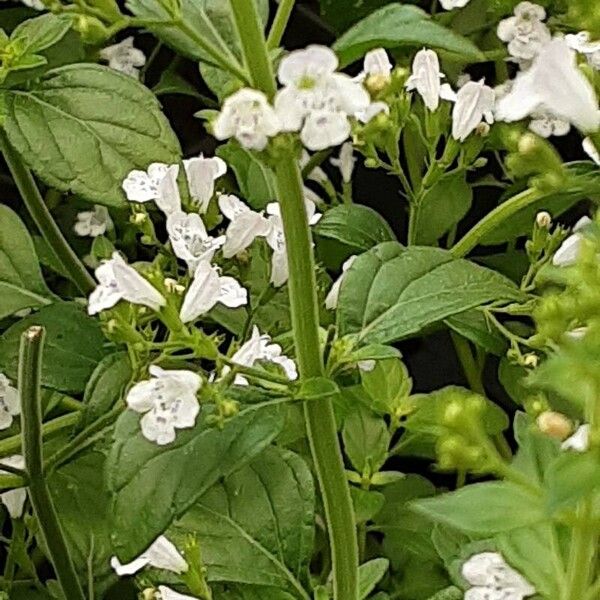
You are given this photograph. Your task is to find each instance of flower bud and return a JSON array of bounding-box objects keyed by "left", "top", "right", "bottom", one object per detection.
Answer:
[
  {"left": 443, "top": 401, "right": 463, "bottom": 426},
  {"left": 366, "top": 74, "right": 391, "bottom": 95},
  {"left": 536, "top": 211, "right": 552, "bottom": 229},
  {"left": 475, "top": 123, "right": 491, "bottom": 137},
  {"left": 142, "top": 589, "right": 157, "bottom": 600},
  {"left": 164, "top": 278, "right": 185, "bottom": 295},
  {"left": 523, "top": 353, "right": 539, "bottom": 368},
  {"left": 131, "top": 212, "right": 147, "bottom": 225},
  {"left": 537, "top": 411, "right": 573, "bottom": 441}
]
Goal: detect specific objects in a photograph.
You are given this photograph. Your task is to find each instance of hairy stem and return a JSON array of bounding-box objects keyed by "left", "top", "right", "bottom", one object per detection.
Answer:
[
  {"left": 0, "top": 131, "right": 95, "bottom": 295},
  {"left": 267, "top": 0, "right": 296, "bottom": 50},
  {"left": 19, "top": 327, "right": 86, "bottom": 600},
  {"left": 227, "top": 2, "right": 359, "bottom": 597}
]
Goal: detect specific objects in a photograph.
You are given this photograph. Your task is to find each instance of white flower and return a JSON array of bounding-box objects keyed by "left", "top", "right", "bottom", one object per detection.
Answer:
[
  {"left": 330, "top": 142, "right": 355, "bottom": 183},
  {"left": 218, "top": 194, "right": 272, "bottom": 258},
  {"left": 167, "top": 212, "right": 224, "bottom": 273},
  {"left": 183, "top": 155, "right": 227, "bottom": 213},
  {"left": 180, "top": 261, "right": 247, "bottom": 323},
  {"left": 566, "top": 31, "right": 600, "bottom": 70},
  {"left": 0, "top": 374, "right": 19, "bottom": 431},
  {"left": 0, "top": 455, "right": 26, "bottom": 519},
  {"left": 229, "top": 326, "right": 298, "bottom": 385},
  {"left": 122, "top": 163, "right": 169, "bottom": 203},
  {"left": 439, "top": 0, "right": 471, "bottom": 10},
  {"left": 157, "top": 586, "right": 198, "bottom": 600},
  {"left": 154, "top": 164, "right": 183, "bottom": 215},
  {"left": 214, "top": 89, "right": 281, "bottom": 151},
  {"left": 562, "top": 424, "right": 590, "bottom": 452},
  {"left": 497, "top": 3, "right": 551, "bottom": 63},
  {"left": 462, "top": 552, "right": 536, "bottom": 600},
  {"left": 325, "top": 255, "right": 357, "bottom": 310},
  {"left": 300, "top": 150, "right": 328, "bottom": 184},
  {"left": 405, "top": 49, "right": 456, "bottom": 112},
  {"left": 99, "top": 37, "right": 146, "bottom": 79},
  {"left": 552, "top": 216, "right": 592, "bottom": 267},
  {"left": 358, "top": 48, "right": 393, "bottom": 82},
  {"left": 583, "top": 137, "right": 600, "bottom": 165},
  {"left": 495, "top": 39, "right": 600, "bottom": 134},
  {"left": 73, "top": 205, "right": 111, "bottom": 237},
  {"left": 274, "top": 45, "right": 370, "bottom": 151},
  {"left": 22, "top": 0, "right": 45, "bottom": 10},
  {"left": 528, "top": 111, "right": 570, "bottom": 138},
  {"left": 126, "top": 366, "right": 201, "bottom": 445},
  {"left": 356, "top": 101, "right": 390, "bottom": 124},
  {"left": 88, "top": 252, "right": 166, "bottom": 315},
  {"left": 111, "top": 535, "right": 188, "bottom": 576},
  {"left": 451, "top": 80, "right": 495, "bottom": 141}
]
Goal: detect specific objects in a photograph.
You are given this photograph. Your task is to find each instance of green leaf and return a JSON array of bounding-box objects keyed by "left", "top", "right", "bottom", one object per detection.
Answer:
[
  {"left": 412, "top": 482, "right": 546, "bottom": 535},
  {"left": 217, "top": 141, "right": 277, "bottom": 210},
  {"left": 75, "top": 352, "right": 132, "bottom": 433},
  {"left": 314, "top": 204, "right": 397, "bottom": 252},
  {"left": 0, "top": 204, "right": 55, "bottom": 319},
  {"left": 343, "top": 406, "right": 390, "bottom": 473},
  {"left": 358, "top": 558, "right": 389, "bottom": 599},
  {"left": 337, "top": 243, "right": 522, "bottom": 344},
  {"left": 333, "top": 4, "right": 485, "bottom": 67},
  {"left": 12, "top": 13, "right": 71, "bottom": 55},
  {"left": 210, "top": 585, "right": 297, "bottom": 600},
  {"left": 0, "top": 302, "right": 111, "bottom": 393},
  {"left": 416, "top": 172, "right": 473, "bottom": 245},
  {"left": 351, "top": 487, "right": 386, "bottom": 523},
  {"left": 445, "top": 309, "right": 507, "bottom": 356},
  {"left": 321, "top": 0, "right": 393, "bottom": 33},
  {"left": 361, "top": 357, "right": 411, "bottom": 415},
  {"left": 108, "top": 404, "right": 283, "bottom": 561},
  {"left": 173, "top": 446, "right": 314, "bottom": 597},
  {"left": 2, "top": 64, "right": 181, "bottom": 207}
]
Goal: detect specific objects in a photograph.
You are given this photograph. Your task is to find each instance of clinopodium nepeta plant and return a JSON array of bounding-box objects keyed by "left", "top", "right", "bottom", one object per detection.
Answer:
[{"left": 0, "top": 0, "right": 600, "bottom": 598}]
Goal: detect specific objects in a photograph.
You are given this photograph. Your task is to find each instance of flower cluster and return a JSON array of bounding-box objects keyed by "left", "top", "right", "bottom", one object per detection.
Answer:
[{"left": 462, "top": 552, "right": 536, "bottom": 599}]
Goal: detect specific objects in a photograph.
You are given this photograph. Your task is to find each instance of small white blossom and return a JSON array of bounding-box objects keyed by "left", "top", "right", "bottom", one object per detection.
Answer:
[
  {"left": 127, "top": 366, "right": 201, "bottom": 445},
  {"left": 528, "top": 111, "right": 571, "bottom": 138},
  {"left": 21, "top": 0, "right": 45, "bottom": 10},
  {"left": 0, "top": 455, "right": 26, "bottom": 519},
  {"left": 157, "top": 586, "right": 198, "bottom": 600},
  {"left": 496, "top": 39, "right": 600, "bottom": 134},
  {"left": 406, "top": 49, "right": 456, "bottom": 112},
  {"left": 562, "top": 424, "right": 591, "bottom": 452},
  {"left": 218, "top": 194, "right": 272, "bottom": 258},
  {"left": 462, "top": 552, "right": 536, "bottom": 600},
  {"left": 300, "top": 150, "right": 328, "bottom": 184},
  {"left": 183, "top": 155, "right": 227, "bottom": 213},
  {"left": 552, "top": 216, "right": 592, "bottom": 267},
  {"left": 0, "top": 374, "right": 19, "bottom": 431},
  {"left": 566, "top": 31, "right": 600, "bottom": 70},
  {"left": 497, "top": 3, "right": 551, "bottom": 63},
  {"left": 99, "top": 37, "right": 146, "bottom": 79},
  {"left": 451, "top": 80, "right": 495, "bottom": 141},
  {"left": 229, "top": 326, "right": 298, "bottom": 385},
  {"left": 167, "top": 212, "right": 225, "bottom": 273},
  {"left": 325, "top": 255, "right": 357, "bottom": 310},
  {"left": 180, "top": 261, "right": 247, "bottom": 323},
  {"left": 111, "top": 535, "right": 188, "bottom": 576},
  {"left": 274, "top": 45, "right": 370, "bottom": 151},
  {"left": 356, "top": 101, "right": 390, "bottom": 124},
  {"left": 122, "top": 163, "right": 169, "bottom": 204},
  {"left": 358, "top": 48, "right": 393, "bottom": 82},
  {"left": 214, "top": 89, "right": 281, "bottom": 151},
  {"left": 330, "top": 142, "right": 355, "bottom": 183},
  {"left": 583, "top": 137, "right": 600, "bottom": 165},
  {"left": 74, "top": 205, "right": 111, "bottom": 238},
  {"left": 88, "top": 252, "right": 166, "bottom": 315},
  {"left": 439, "top": 0, "right": 471, "bottom": 10}
]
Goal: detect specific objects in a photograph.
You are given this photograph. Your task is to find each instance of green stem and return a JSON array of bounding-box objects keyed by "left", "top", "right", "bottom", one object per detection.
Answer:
[
  {"left": 19, "top": 327, "right": 86, "bottom": 600},
  {"left": 407, "top": 200, "right": 422, "bottom": 245},
  {"left": 450, "top": 332, "right": 484, "bottom": 394},
  {"left": 0, "top": 131, "right": 95, "bottom": 295},
  {"left": 564, "top": 501, "right": 597, "bottom": 600},
  {"left": 267, "top": 0, "right": 296, "bottom": 50},
  {"left": 228, "top": 0, "right": 277, "bottom": 98},
  {"left": 451, "top": 188, "right": 544, "bottom": 258}
]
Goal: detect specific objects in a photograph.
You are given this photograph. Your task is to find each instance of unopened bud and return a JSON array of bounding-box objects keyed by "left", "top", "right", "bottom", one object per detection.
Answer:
[
  {"left": 220, "top": 399, "right": 240, "bottom": 418},
  {"left": 131, "top": 212, "right": 147, "bottom": 225},
  {"left": 164, "top": 277, "right": 185, "bottom": 295},
  {"left": 537, "top": 411, "right": 573, "bottom": 441},
  {"left": 107, "top": 319, "right": 117, "bottom": 334},
  {"left": 444, "top": 401, "right": 463, "bottom": 426},
  {"left": 366, "top": 73, "right": 391, "bottom": 94},
  {"left": 142, "top": 589, "right": 157, "bottom": 600},
  {"left": 476, "top": 122, "right": 491, "bottom": 137},
  {"left": 523, "top": 353, "right": 539, "bottom": 368},
  {"left": 518, "top": 133, "right": 539, "bottom": 155},
  {"left": 536, "top": 211, "right": 552, "bottom": 229}
]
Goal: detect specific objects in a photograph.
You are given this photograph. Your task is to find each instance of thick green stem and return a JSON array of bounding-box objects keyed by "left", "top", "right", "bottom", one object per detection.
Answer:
[
  {"left": 275, "top": 159, "right": 359, "bottom": 600},
  {"left": 0, "top": 130, "right": 95, "bottom": 295},
  {"left": 450, "top": 332, "right": 484, "bottom": 394},
  {"left": 564, "top": 501, "right": 596, "bottom": 600},
  {"left": 19, "top": 327, "right": 86, "bottom": 600},
  {"left": 267, "top": 0, "right": 296, "bottom": 50},
  {"left": 451, "top": 188, "right": 544, "bottom": 258},
  {"left": 228, "top": 0, "right": 277, "bottom": 98}
]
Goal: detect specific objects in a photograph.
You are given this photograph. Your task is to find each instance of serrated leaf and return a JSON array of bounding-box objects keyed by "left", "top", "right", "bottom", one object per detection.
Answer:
[
  {"left": 315, "top": 204, "right": 397, "bottom": 252},
  {"left": 2, "top": 64, "right": 181, "bottom": 207},
  {"left": 0, "top": 204, "right": 56, "bottom": 319},
  {"left": 358, "top": 558, "right": 389, "bottom": 599},
  {"left": 337, "top": 243, "right": 522, "bottom": 344},
  {"left": 0, "top": 302, "right": 111, "bottom": 393},
  {"left": 173, "top": 446, "right": 314, "bottom": 597},
  {"left": 108, "top": 404, "right": 283, "bottom": 561},
  {"left": 12, "top": 13, "right": 71, "bottom": 55},
  {"left": 333, "top": 4, "right": 485, "bottom": 67}
]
